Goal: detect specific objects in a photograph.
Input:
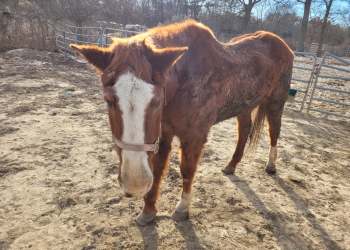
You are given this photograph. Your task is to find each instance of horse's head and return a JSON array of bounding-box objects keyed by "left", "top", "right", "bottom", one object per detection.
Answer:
[{"left": 70, "top": 39, "right": 186, "bottom": 198}]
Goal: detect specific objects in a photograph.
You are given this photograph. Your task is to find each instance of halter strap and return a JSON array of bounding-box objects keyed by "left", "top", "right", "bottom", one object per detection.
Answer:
[
  {"left": 111, "top": 83, "right": 166, "bottom": 155},
  {"left": 114, "top": 136, "right": 160, "bottom": 154}
]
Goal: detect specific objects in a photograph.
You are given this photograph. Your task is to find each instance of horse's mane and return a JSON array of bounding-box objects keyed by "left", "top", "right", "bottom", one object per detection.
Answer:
[
  {"left": 111, "top": 19, "right": 217, "bottom": 48},
  {"left": 147, "top": 19, "right": 215, "bottom": 39}
]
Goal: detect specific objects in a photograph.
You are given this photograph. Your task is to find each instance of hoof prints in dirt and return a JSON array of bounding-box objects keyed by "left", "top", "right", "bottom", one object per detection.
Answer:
[
  {"left": 0, "top": 126, "right": 19, "bottom": 136},
  {"left": 0, "top": 157, "right": 28, "bottom": 177},
  {"left": 56, "top": 197, "right": 77, "bottom": 210},
  {"left": 0, "top": 166, "right": 27, "bottom": 177},
  {"left": 0, "top": 241, "right": 9, "bottom": 250},
  {"left": 7, "top": 105, "right": 35, "bottom": 117}
]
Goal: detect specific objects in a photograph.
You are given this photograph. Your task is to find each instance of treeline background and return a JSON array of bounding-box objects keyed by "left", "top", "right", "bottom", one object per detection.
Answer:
[{"left": 1, "top": 0, "right": 350, "bottom": 56}]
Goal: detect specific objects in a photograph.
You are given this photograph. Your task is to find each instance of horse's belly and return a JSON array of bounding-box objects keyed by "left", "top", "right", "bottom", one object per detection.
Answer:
[
  {"left": 215, "top": 102, "right": 246, "bottom": 123},
  {"left": 215, "top": 94, "right": 262, "bottom": 124}
]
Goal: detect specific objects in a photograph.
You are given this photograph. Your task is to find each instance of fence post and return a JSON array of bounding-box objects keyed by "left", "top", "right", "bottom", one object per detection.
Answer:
[
  {"left": 63, "top": 31, "right": 67, "bottom": 59},
  {"left": 98, "top": 26, "right": 103, "bottom": 47},
  {"left": 299, "top": 54, "right": 317, "bottom": 112},
  {"left": 307, "top": 54, "right": 326, "bottom": 113},
  {"left": 102, "top": 28, "right": 106, "bottom": 47}
]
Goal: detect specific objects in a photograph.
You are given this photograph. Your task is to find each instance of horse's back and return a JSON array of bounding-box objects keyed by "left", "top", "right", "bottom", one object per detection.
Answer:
[{"left": 229, "top": 31, "right": 294, "bottom": 71}]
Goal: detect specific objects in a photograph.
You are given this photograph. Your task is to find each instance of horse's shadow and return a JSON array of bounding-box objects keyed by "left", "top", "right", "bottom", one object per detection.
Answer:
[
  {"left": 227, "top": 174, "right": 342, "bottom": 250},
  {"left": 174, "top": 219, "right": 205, "bottom": 250},
  {"left": 272, "top": 175, "right": 342, "bottom": 250},
  {"left": 137, "top": 220, "right": 159, "bottom": 250},
  {"left": 136, "top": 215, "right": 204, "bottom": 250},
  {"left": 136, "top": 174, "right": 341, "bottom": 250}
]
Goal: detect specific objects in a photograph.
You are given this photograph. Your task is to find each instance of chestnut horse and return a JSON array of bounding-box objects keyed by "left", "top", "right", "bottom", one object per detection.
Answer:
[{"left": 70, "top": 20, "right": 293, "bottom": 225}]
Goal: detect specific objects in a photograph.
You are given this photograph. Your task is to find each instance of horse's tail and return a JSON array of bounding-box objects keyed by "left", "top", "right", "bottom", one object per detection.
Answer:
[{"left": 249, "top": 103, "right": 267, "bottom": 150}]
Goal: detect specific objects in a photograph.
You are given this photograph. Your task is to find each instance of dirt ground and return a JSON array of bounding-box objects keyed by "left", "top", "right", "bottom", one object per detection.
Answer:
[{"left": 0, "top": 49, "right": 349, "bottom": 250}]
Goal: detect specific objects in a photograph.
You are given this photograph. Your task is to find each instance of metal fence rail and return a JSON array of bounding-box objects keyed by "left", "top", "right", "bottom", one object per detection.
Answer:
[
  {"left": 307, "top": 52, "right": 350, "bottom": 119},
  {"left": 55, "top": 24, "right": 143, "bottom": 59}
]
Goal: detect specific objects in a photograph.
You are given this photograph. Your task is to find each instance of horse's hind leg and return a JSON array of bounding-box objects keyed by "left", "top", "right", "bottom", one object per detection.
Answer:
[
  {"left": 222, "top": 111, "right": 252, "bottom": 175},
  {"left": 265, "top": 68, "right": 291, "bottom": 174},
  {"left": 265, "top": 100, "right": 285, "bottom": 175}
]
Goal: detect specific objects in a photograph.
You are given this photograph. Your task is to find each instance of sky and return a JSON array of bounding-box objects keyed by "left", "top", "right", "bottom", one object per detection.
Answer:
[{"left": 252, "top": 0, "right": 350, "bottom": 26}]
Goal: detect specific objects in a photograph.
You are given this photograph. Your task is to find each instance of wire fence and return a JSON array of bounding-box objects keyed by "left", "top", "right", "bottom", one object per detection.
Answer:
[
  {"left": 55, "top": 24, "right": 143, "bottom": 60},
  {"left": 287, "top": 51, "right": 318, "bottom": 112},
  {"left": 287, "top": 51, "right": 350, "bottom": 120},
  {"left": 55, "top": 25, "right": 350, "bottom": 121},
  {"left": 307, "top": 52, "right": 350, "bottom": 119}
]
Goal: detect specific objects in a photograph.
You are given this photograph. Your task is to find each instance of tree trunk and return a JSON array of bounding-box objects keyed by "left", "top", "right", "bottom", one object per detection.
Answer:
[
  {"left": 317, "top": 0, "right": 334, "bottom": 57},
  {"left": 242, "top": 4, "right": 252, "bottom": 32},
  {"left": 297, "top": 0, "right": 312, "bottom": 52},
  {"left": 159, "top": 0, "right": 164, "bottom": 23}
]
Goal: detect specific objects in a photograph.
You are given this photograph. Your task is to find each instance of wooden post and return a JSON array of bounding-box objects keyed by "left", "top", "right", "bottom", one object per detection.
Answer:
[{"left": 63, "top": 31, "right": 67, "bottom": 59}]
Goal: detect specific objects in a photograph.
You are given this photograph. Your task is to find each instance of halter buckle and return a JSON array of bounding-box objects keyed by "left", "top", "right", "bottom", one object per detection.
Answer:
[
  {"left": 113, "top": 136, "right": 160, "bottom": 154},
  {"left": 153, "top": 137, "right": 160, "bottom": 154}
]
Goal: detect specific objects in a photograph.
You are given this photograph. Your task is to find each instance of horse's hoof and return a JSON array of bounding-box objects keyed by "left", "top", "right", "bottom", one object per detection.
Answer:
[
  {"left": 135, "top": 211, "right": 156, "bottom": 226},
  {"left": 222, "top": 165, "right": 235, "bottom": 175},
  {"left": 265, "top": 163, "right": 276, "bottom": 175},
  {"left": 172, "top": 210, "right": 189, "bottom": 222}
]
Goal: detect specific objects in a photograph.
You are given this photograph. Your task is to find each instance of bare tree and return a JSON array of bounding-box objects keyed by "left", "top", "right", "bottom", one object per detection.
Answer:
[
  {"left": 316, "top": 0, "right": 334, "bottom": 56},
  {"left": 237, "top": 0, "right": 263, "bottom": 31},
  {"left": 188, "top": 0, "right": 204, "bottom": 19},
  {"left": 297, "top": 0, "right": 312, "bottom": 51},
  {"left": 50, "top": 0, "right": 99, "bottom": 27},
  {"left": 2, "top": 0, "right": 349, "bottom": 55}
]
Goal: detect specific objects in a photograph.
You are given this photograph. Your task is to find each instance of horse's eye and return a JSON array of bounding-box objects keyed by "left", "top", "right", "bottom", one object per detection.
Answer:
[
  {"left": 106, "top": 100, "right": 113, "bottom": 108},
  {"left": 150, "top": 98, "right": 161, "bottom": 107}
]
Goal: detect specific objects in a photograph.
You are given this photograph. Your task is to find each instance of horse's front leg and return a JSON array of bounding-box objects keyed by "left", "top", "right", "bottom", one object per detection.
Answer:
[
  {"left": 136, "top": 133, "right": 173, "bottom": 226},
  {"left": 173, "top": 138, "right": 206, "bottom": 221}
]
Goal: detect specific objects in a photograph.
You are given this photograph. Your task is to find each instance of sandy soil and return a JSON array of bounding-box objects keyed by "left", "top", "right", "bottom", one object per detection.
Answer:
[{"left": 0, "top": 49, "right": 349, "bottom": 250}]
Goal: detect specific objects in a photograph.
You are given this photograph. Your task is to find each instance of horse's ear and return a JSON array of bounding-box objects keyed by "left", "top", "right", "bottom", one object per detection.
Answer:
[
  {"left": 70, "top": 44, "right": 113, "bottom": 72},
  {"left": 143, "top": 40, "right": 187, "bottom": 74}
]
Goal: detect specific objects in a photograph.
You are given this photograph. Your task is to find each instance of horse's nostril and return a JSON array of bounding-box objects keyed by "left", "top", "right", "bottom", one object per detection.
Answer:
[{"left": 125, "top": 192, "right": 133, "bottom": 198}]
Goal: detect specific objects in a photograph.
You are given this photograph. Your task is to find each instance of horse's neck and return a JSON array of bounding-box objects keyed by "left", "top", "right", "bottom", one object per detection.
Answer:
[
  {"left": 158, "top": 26, "right": 230, "bottom": 107},
  {"left": 163, "top": 66, "right": 180, "bottom": 107},
  {"left": 151, "top": 36, "right": 188, "bottom": 49},
  {"left": 150, "top": 28, "right": 200, "bottom": 48}
]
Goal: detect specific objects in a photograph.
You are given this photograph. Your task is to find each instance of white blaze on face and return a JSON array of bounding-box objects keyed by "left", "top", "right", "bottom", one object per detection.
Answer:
[{"left": 114, "top": 72, "right": 155, "bottom": 197}]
